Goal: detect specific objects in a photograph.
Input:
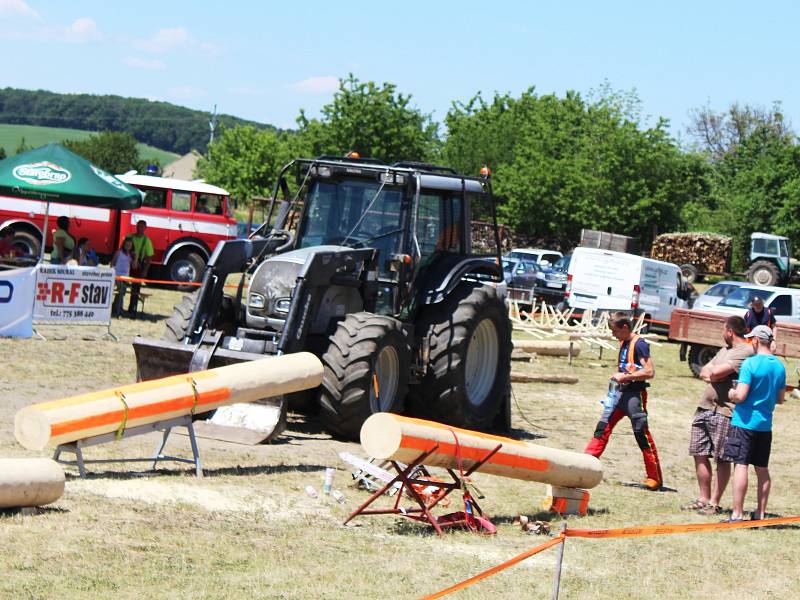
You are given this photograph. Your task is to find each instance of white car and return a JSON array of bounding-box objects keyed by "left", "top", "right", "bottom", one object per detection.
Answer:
[
  {"left": 506, "top": 248, "right": 563, "bottom": 267},
  {"left": 693, "top": 281, "right": 746, "bottom": 310},
  {"left": 702, "top": 285, "right": 800, "bottom": 323}
]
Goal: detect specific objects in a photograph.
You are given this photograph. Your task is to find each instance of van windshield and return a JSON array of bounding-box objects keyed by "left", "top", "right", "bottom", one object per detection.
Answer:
[{"left": 718, "top": 287, "right": 774, "bottom": 308}]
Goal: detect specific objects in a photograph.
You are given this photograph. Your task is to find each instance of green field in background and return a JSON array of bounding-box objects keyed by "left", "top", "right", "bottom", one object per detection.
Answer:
[{"left": 0, "top": 123, "right": 180, "bottom": 167}]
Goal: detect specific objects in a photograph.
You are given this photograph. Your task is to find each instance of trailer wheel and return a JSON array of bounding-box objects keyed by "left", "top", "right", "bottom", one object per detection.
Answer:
[
  {"left": 747, "top": 260, "right": 780, "bottom": 287},
  {"left": 688, "top": 344, "right": 717, "bottom": 378},
  {"left": 680, "top": 264, "right": 700, "bottom": 284},
  {"left": 318, "top": 313, "right": 410, "bottom": 440},
  {"left": 168, "top": 250, "right": 206, "bottom": 292},
  {"left": 407, "top": 282, "right": 512, "bottom": 431}
]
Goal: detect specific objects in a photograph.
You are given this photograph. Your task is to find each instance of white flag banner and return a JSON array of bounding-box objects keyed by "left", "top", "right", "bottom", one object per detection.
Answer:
[
  {"left": 0, "top": 266, "right": 36, "bottom": 338},
  {"left": 33, "top": 265, "right": 114, "bottom": 323}
]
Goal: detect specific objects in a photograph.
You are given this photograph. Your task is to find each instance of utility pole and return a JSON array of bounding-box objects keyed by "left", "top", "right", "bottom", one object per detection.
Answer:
[{"left": 208, "top": 104, "right": 218, "bottom": 146}]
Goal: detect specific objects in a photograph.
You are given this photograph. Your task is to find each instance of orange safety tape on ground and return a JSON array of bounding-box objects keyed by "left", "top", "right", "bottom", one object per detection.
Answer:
[
  {"left": 419, "top": 535, "right": 565, "bottom": 600},
  {"left": 420, "top": 515, "right": 800, "bottom": 598},
  {"left": 565, "top": 515, "right": 800, "bottom": 538}
]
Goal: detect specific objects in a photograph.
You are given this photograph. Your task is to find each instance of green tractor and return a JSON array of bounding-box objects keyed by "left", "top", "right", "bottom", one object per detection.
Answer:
[
  {"left": 747, "top": 232, "right": 792, "bottom": 287},
  {"left": 133, "top": 156, "right": 512, "bottom": 439}
]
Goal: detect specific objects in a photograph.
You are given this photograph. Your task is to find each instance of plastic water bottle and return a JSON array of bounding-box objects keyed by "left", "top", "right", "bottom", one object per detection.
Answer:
[
  {"left": 600, "top": 380, "right": 621, "bottom": 419},
  {"left": 323, "top": 468, "right": 335, "bottom": 494}
]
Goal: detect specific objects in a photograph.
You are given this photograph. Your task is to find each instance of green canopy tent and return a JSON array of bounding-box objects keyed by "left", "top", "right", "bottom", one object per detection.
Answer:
[{"left": 0, "top": 143, "right": 142, "bottom": 261}]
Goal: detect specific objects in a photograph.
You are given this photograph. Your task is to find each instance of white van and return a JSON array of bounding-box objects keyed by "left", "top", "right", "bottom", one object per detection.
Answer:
[{"left": 565, "top": 247, "right": 690, "bottom": 331}]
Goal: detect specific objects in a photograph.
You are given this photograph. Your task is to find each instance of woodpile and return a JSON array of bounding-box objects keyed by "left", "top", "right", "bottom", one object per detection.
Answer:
[
  {"left": 580, "top": 229, "right": 639, "bottom": 254},
  {"left": 650, "top": 232, "right": 732, "bottom": 273}
]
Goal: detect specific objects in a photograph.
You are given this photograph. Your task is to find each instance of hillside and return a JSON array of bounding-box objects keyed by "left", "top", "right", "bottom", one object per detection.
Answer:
[
  {"left": 0, "top": 123, "right": 179, "bottom": 166},
  {"left": 0, "top": 88, "right": 275, "bottom": 154}
]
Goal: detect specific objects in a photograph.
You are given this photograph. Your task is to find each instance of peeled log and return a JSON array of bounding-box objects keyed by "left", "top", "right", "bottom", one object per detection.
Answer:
[
  {"left": 513, "top": 341, "right": 581, "bottom": 357},
  {"left": 15, "top": 353, "right": 323, "bottom": 451},
  {"left": 0, "top": 459, "right": 65, "bottom": 508},
  {"left": 360, "top": 413, "right": 602, "bottom": 489},
  {"left": 511, "top": 372, "right": 578, "bottom": 384}
]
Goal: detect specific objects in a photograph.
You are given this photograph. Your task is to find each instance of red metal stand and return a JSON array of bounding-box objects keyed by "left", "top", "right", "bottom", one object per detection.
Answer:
[{"left": 344, "top": 442, "right": 503, "bottom": 535}]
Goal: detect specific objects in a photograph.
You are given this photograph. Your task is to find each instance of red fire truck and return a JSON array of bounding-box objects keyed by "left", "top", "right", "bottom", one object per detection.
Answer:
[{"left": 0, "top": 173, "right": 237, "bottom": 284}]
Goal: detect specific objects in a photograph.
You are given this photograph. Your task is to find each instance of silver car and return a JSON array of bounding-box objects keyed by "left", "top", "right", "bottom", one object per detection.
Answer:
[{"left": 693, "top": 280, "right": 746, "bottom": 310}]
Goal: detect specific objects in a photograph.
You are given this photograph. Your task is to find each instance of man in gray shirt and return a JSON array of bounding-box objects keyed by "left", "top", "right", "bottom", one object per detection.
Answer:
[{"left": 684, "top": 316, "right": 754, "bottom": 515}]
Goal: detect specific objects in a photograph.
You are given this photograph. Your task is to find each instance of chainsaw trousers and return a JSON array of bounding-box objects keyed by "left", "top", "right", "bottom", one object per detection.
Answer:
[{"left": 585, "top": 388, "right": 663, "bottom": 483}]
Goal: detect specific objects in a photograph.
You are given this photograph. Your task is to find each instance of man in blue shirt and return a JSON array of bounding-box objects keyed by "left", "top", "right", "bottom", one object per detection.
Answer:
[{"left": 724, "top": 325, "right": 786, "bottom": 521}]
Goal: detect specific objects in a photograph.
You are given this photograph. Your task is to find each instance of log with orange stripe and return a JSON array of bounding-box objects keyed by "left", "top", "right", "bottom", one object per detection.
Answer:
[
  {"left": 360, "top": 413, "right": 603, "bottom": 488},
  {"left": 14, "top": 352, "right": 323, "bottom": 451}
]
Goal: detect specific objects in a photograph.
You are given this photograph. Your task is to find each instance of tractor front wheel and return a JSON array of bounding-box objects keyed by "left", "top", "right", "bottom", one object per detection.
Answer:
[{"left": 318, "top": 313, "right": 410, "bottom": 440}]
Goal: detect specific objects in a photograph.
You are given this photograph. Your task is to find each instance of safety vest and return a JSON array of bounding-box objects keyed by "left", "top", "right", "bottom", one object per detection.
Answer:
[{"left": 619, "top": 334, "right": 642, "bottom": 374}]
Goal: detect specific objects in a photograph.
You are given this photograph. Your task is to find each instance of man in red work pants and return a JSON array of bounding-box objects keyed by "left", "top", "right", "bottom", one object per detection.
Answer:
[{"left": 585, "top": 313, "right": 663, "bottom": 490}]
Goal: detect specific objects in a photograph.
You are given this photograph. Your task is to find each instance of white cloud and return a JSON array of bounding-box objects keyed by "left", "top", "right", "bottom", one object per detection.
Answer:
[
  {"left": 122, "top": 56, "right": 166, "bottom": 71},
  {"left": 289, "top": 76, "right": 340, "bottom": 94},
  {"left": 62, "top": 17, "right": 102, "bottom": 43},
  {"left": 0, "top": 0, "right": 39, "bottom": 19}
]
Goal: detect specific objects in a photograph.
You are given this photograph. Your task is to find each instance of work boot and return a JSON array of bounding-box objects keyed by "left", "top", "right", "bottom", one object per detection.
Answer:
[{"left": 641, "top": 478, "right": 662, "bottom": 491}]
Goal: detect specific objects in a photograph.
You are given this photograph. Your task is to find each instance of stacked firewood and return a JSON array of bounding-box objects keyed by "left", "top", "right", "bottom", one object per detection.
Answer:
[{"left": 650, "top": 232, "right": 732, "bottom": 272}]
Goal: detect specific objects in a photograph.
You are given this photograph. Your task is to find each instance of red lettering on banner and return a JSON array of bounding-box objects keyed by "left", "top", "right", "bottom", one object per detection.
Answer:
[
  {"left": 69, "top": 282, "right": 81, "bottom": 303},
  {"left": 50, "top": 281, "right": 65, "bottom": 303},
  {"left": 36, "top": 282, "right": 50, "bottom": 301}
]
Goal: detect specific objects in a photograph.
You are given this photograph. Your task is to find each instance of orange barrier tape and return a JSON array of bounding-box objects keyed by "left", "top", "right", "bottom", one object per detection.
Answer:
[
  {"left": 419, "top": 535, "right": 565, "bottom": 600},
  {"left": 565, "top": 515, "right": 800, "bottom": 538},
  {"left": 421, "top": 515, "right": 800, "bottom": 598},
  {"left": 115, "top": 275, "right": 240, "bottom": 289}
]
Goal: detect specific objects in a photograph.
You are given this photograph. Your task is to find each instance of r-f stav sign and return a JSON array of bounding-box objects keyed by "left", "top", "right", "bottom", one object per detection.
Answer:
[{"left": 33, "top": 265, "right": 114, "bottom": 323}]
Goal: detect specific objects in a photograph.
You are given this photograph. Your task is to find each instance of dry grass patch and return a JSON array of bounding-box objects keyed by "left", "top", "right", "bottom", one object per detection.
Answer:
[{"left": 1, "top": 287, "right": 799, "bottom": 599}]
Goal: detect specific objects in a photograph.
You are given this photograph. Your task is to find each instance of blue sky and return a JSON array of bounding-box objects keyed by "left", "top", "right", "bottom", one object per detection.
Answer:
[{"left": 2, "top": 0, "right": 799, "bottom": 141}]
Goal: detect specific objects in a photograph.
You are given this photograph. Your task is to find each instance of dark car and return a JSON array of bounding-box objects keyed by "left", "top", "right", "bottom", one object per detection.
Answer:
[{"left": 504, "top": 258, "right": 568, "bottom": 307}]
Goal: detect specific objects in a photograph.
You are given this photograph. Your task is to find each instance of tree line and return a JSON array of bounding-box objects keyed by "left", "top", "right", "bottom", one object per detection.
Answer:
[
  {"left": 197, "top": 75, "right": 799, "bottom": 268},
  {"left": 0, "top": 88, "right": 273, "bottom": 154}
]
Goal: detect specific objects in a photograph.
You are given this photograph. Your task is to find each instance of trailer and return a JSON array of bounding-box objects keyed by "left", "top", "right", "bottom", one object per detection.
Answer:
[{"left": 668, "top": 307, "right": 800, "bottom": 376}]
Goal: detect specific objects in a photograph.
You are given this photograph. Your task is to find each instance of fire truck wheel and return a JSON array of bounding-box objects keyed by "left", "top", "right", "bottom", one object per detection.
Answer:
[
  {"left": 12, "top": 231, "right": 40, "bottom": 257},
  {"left": 168, "top": 250, "right": 206, "bottom": 292}
]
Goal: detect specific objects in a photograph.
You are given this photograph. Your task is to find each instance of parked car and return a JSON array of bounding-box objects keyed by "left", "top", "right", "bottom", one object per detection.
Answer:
[
  {"left": 692, "top": 280, "right": 746, "bottom": 311},
  {"left": 701, "top": 285, "right": 800, "bottom": 323},
  {"left": 507, "top": 248, "right": 563, "bottom": 267},
  {"left": 550, "top": 254, "right": 571, "bottom": 273},
  {"left": 565, "top": 246, "right": 692, "bottom": 332},
  {"left": 503, "top": 257, "right": 567, "bottom": 306}
]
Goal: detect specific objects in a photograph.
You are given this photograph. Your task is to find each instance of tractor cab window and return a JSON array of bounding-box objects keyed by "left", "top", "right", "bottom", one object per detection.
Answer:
[
  {"left": 415, "top": 192, "right": 462, "bottom": 260},
  {"left": 780, "top": 239, "right": 790, "bottom": 258},
  {"left": 299, "top": 179, "right": 403, "bottom": 276},
  {"left": 752, "top": 238, "right": 779, "bottom": 256}
]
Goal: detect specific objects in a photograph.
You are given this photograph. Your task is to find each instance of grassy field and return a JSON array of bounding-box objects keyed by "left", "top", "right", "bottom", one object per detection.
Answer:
[
  {"left": 0, "top": 123, "right": 180, "bottom": 167},
  {"left": 1, "top": 289, "right": 799, "bottom": 599}
]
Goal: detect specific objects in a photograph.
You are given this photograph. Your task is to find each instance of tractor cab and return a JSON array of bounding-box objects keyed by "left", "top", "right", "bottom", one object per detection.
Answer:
[{"left": 748, "top": 232, "right": 792, "bottom": 286}]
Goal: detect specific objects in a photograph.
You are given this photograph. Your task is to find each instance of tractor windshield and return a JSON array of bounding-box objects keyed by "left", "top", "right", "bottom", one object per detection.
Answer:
[{"left": 298, "top": 179, "right": 404, "bottom": 274}]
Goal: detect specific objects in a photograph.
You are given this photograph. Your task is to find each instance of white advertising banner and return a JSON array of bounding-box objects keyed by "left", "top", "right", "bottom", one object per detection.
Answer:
[
  {"left": 0, "top": 266, "right": 36, "bottom": 338},
  {"left": 33, "top": 265, "right": 114, "bottom": 323}
]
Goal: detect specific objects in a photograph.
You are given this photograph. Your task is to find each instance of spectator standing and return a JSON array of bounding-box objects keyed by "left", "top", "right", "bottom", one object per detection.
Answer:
[
  {"left": 744, "top": 297, "right": 775, "bottom": 331},
  {"left": 585, "top": 313, "right": 663, "bottom": 490},
  {"left": 126, "top": 220, "right": 154, "bottom": 314},
  {"left": 684, "top": 316, "right": 754, "bottom": 515},
  {"left": 111, "top": 238, "right": 134, "bottom": 317},
  {"left": 723, "top": 325, "right": 786, "bottom": 521},
  {"left": 76, "top": 238, "right": 98, "bottom": 266},
  {"left": 50, "top": 216, "right": 74, "bottom": 265}
]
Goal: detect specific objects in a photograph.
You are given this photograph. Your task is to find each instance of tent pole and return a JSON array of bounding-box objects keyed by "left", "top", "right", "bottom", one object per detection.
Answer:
[{"left": 39, "top": 201, "right": 50, "bottom": 263}]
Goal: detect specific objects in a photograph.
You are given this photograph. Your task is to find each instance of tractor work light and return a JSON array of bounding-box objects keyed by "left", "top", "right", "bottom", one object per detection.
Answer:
[{"left": 379, "top": 172, "right": 406, "bottom": 186}]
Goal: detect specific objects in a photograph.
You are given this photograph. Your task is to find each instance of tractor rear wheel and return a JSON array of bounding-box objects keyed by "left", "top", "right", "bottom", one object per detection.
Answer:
[
  {"left": 748, "top": 260, "right": 780, "bottom": 287},
  {"left": 408, "top": 282, "right": 512, "bottom": 431},
  {"left": 318, "top": 313, "right": 410, "bottom": 440}
]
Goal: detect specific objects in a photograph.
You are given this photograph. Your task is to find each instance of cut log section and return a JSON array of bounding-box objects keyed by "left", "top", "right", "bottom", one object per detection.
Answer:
[
  {"left": 513, "top": 340, "right": 581, "bottom": 357},
  {"left": 510, "top": 372, "right": 578, "bottom": 384},
  {"left": 0, "top": 458, "right": 65, "bottom": 508},
  {"left": 360, "top": 413, "right": 602, "bottom": 489},
  {"left": 15, "top": 353, "right": 323, "bottom": 451}
]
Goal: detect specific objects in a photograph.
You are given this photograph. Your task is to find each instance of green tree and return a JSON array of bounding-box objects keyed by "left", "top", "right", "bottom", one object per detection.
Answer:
[
  {"left": 297, "top": 74, "right": 439, "bottom": 163},
  {"left": 196, "top": 126, "right": 301, "bottom": 205},
  {"left": 15, "top": 137, "right": 31, "bottom": 154},
  {"left": 0, "top": 147, "right": 6, "bottom": 160},
  {"left": 62, "top": 131, "right": 145, "bottom": 173},
  {"left": 444, "top": 88, "right": 709, "bottom": 247}
]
